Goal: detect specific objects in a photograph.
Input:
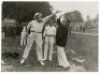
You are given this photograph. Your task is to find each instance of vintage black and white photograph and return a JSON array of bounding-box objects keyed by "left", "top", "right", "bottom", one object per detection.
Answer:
[{"left": 1, "top": 0, "right": 99, "bottom": 72}]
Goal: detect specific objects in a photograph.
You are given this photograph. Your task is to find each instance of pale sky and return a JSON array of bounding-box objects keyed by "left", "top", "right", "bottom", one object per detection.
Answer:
[{"left": 49, "top": 1, "right": 98, "bottom": 20}]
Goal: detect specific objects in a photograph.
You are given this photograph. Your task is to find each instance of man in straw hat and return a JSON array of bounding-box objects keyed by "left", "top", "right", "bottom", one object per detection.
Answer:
[{"left": 20, "top": 11, "right": 60, "bottom": 66}]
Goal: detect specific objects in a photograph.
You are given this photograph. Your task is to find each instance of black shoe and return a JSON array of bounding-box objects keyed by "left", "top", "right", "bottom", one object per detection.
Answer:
[
  {"left": 57, "top": 65, "right": 63, "bottom": 68},
  {"left": 64, "top": 66, "right": 70, "bottom": 70},
  {"left": 57, "top": 65, "right": 70, "bottom": 70}
]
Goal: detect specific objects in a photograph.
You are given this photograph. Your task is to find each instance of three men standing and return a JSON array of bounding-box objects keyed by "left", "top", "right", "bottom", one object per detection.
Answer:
[{"left": 20, "top": 11, "right": 59, "bottom": 66}]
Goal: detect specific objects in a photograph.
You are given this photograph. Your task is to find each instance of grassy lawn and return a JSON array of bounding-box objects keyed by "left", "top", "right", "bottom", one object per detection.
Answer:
[
  {"left": 1, "top": 33, "right": 98, "bottom": 72},
  {"left": 67, "top": 33, "right": 98, "bottom": 71}
]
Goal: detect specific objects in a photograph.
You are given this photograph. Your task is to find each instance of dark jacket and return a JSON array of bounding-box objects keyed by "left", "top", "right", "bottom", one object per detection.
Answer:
[{"left": 56, "top": 18, "right": 70, "bottom": 47}]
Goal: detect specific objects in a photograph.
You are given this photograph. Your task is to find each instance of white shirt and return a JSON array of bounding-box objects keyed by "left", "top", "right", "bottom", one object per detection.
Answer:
[
  {"left": 22, "top": 27, "right": 27, "bottom": 32},
  {"left": 27, "top": 16, "right": 50, "bottom": 32},
  {"left": 44, "top": 25, "right": 56, "bottom": 36}
]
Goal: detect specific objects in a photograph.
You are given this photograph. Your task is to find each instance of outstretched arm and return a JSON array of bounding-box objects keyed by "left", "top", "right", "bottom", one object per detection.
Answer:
[{"left": 43, "top": 10, "right": 61, "bottom": 24}]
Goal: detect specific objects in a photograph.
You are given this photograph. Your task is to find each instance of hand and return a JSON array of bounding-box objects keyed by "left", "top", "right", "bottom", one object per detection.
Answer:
[{"left": 54, "top": 10, "right": 61, "bottom": 14}]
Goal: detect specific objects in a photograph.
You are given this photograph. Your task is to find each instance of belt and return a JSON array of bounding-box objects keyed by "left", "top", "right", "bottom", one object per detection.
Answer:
[
  {"left": 45, "top": 34, "right": 55, "bottom": 37},
  {"left": 30, "top": 30, "right": 42, "bottom": 33}
]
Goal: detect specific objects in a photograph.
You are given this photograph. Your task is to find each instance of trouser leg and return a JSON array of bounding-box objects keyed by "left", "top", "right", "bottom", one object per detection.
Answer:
[
  {"left": 35, "top": 33, "right": 43, "bottom": 61},
  {"left": 49, "top": 44, "right": 53, "bottom": 60},
  {"left": 49, "top": 37, "right": 54, "bottom": 60},
  {"left": 57, "top": 46, "right": 70, "bottom": 68},
  {"left": 22, "top": 33, "right": 35, "bottom": 59},
  {"left": 44, "top": 37, "right": 49, "bottom": 60},
  {"left": 44, "top": 42, "right": 49, "bottom": 60}
]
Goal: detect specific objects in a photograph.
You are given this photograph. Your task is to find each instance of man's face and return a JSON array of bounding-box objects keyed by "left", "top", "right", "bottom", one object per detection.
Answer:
[
  {"left": 60, "top": 16, "right": 67, "bottom": 26},
  {"left": 49, "top": 21, "right": 53, "bottom": 26},
  {"left": 36, "top": 15, "right": 43, "bottom": 22}
]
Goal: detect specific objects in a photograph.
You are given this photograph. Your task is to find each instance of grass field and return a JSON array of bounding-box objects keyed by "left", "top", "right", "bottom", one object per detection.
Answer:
[
  {"left": 67, "top": 32, "right": 98, "bottom": 71},
  {"left": 1, "top": 32, "right": 98, "bottom": 72}
]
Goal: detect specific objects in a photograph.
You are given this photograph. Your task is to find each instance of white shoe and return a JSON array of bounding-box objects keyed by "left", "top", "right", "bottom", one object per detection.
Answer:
[
  {"left": 49, "top": 59, "right": 52, "bottom": 61},
  {"left": 42, "top": 59, "right": 46, "bottom": 61},
  {"left": 20, "top": 59, "right": 25, "bottom": 64},
  {"left": 39, "top": 61, "right": 45, "bottom": 66}
]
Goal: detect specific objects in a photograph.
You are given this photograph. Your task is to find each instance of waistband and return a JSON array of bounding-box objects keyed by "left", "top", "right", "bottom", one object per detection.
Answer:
[
  {"left": 45, "top": 34, "right": 55, "bottom": 37},
  {"left": 30, "top": 30, "right": 42, "bottom": 33}
]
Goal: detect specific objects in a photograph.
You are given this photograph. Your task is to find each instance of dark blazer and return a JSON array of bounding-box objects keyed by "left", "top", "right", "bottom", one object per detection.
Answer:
[{"left": 56, "top": 18, "right": 70, "bottom": 47}]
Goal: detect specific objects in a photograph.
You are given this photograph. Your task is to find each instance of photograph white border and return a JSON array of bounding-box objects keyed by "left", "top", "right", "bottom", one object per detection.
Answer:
[{"left": 0, "top": 0, "right": 99, "bottom": 74}]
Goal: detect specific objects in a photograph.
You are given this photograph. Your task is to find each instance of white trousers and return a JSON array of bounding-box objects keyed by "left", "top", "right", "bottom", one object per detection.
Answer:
[
  {"left": 44, "top": 36, "right": 54, "bottom": 60},
  {"left": 20, "top": 32, "right": 27, "bottom": 46},
  {"left": 22, "top": 32, "right": 43, "bottom": 61},
  {"left": 57, "top": 46, "right": 70, "bottom": 68}
]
